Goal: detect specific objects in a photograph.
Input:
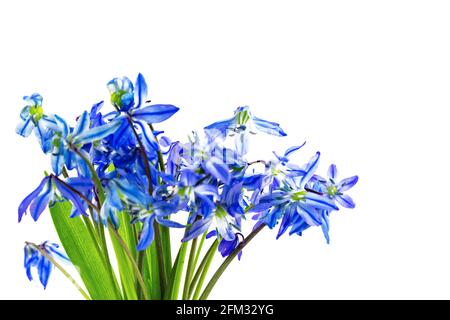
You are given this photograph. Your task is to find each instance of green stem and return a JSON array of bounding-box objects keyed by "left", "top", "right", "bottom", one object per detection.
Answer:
[
  {"left": 136, "top": 250, "right": 146, "bottom": 299},
  {"left": 149, "top": 123, "right": 172, "bottom": 278},
  {"left": 154, "top": 221, "right": 167, "bottom": 296},
  {"left": 26, "top": 242, "right": 90, "bottom": 300},
  {"left": 182, "top": 237, "right": 198, "bottom": 300},
  {"left": 192, "top": 240, "right": 219, "bottom": 300},
  {"left": 192, "top": 232, "right": 207, "bottom": 271},
  {"left": 199, "top": 224, "right": 265, "bottom": 300},
  {"left": 108, "top": 223, "right": 149, "bottom": 300},
  {"left": 166, "top": 241, "right": 188, "bottom": 300}
]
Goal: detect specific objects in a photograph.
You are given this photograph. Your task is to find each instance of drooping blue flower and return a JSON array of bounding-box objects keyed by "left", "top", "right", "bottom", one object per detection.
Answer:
[
  {"left": 206, "top": 230, "right": 243, "bottom": 260},
  {"left": 50, "top": 111, "right": 123, "bottom": 176},
  {"left": 24, "top": 241, "right": 69, "bottom": 289},
  {"left": 16, "top": 94, "right": 57, "bottom": 153},
  {"left": 18, "top": 175, "right": 93, "bottom": 222}
]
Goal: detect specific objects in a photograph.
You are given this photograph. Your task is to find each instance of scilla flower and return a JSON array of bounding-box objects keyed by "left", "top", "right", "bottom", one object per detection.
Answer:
[
  {"left": 16, "top": 94, "right": 57, "bottom": 153},
  {"left": 24, "top": 241, "right": 69, "bottom": 289}
]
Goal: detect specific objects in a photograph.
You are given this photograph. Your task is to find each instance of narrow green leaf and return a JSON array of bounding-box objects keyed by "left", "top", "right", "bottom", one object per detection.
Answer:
[
  {"left": 109, "top": 213, "right": 138, "bottom": 300},
  {"left": 50, "top": 201, "right": 121, "bottom": 300},
  {"left": 167, "top": 241, "right": 188, "bottom": 300}
]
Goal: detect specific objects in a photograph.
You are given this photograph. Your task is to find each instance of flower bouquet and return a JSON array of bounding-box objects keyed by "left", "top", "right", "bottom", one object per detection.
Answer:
[{"left": 17, "top": 74, "right": 358, "bottom": 300}]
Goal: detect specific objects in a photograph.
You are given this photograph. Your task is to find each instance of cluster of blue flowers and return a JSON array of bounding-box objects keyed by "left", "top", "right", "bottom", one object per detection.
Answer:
[{"left": 17, "top": 74, "right": 358, "bottom": 288}]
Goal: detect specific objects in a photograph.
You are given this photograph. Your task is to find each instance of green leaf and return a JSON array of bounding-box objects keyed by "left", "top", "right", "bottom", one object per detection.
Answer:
[
  {"left": 166, "top": 241, "right": 188, "bottom": 300},
  {"left": 50, "top": 201, "right": 121, "bottom": 300},
  {"left": 109, "top": 213, "right": 138, "bottom": 300}
]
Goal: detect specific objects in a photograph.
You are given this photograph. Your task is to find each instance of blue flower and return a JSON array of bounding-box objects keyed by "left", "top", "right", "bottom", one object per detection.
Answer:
[
  {"left": 107, "top": 74, "right": 179, "bottom": 153},
  {"left": 50, "top": 111, "right": 123, "bottom": 176},
  {"left": 18, "top": 175, "right": 93, "bottom": 222},
  {"left": 322, "top": 164, "right": 359, "bottom": 209},
  {"left": 204, "top": 106, "right": 287, "bottom": 154},
  {"left": 16, "top": 94, "right": 57, "bottom": 153},
  {"left": 251, "top": 152, "right": 339, "bottom": 240},
  {"left": 206, "top": 230, "right": 243, "bottom": 260},
  {"left": 24, "top": 241, "right": 69, "bottom": 289}
]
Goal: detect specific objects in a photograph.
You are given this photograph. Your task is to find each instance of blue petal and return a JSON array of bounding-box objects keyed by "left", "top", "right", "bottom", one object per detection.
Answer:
[
  {"left": 320, "top": 210, "right": 330, "bottom": 244},
  {"left": 54, "top": 178, "right": 88, "bottom": 216},
  {"left": 51, "top": 142, "right": 64, "bottom": 176},
  {"left": 19, "top": 177, "right": 50, "bottom": 222},
  {"left": 182, "top": 217, "right": 213, "bottom": 242},
  {"left": 204, "top": 118, "right": 234, "bottom": 135},
  {"left": 252, "top": 116, "right": 287, "bottom": 136},
  {"left": 73, "top": 118, "right": 122, "bottom": 145},
  {"left": 203, "top": 160, "right": 231, "bottom": 184},
  {"left": 206, "top": 230, "right": 217, "bottom": 239},
  {"left": 114, "top": 179, "right": 148, "bottom": 205},
  {"left": 133, "top": 73, "right": 148, "bottom": 110},
  {"left": 66, "top": 177, "right": 94, "bottom": 192},
  {"left": 38, "top": 255, "right": 52, "bottom": 289},
  {"left": 299, "top": 152, "right": 320, "bottom": 189},
  {"left": 216, "top": 215, "right": 235, "bottom": 241},
  {"left": 134, "top": 120, "right": 159, "bottom": 151},
  {"left": 303, "top": 192, "right": 339, "bottom": 211},
  {"left": 54, "top": 114, "right": 70, "bottom": 138},
  {"left": 30, "top": 178, "right": 53, "bottom": 221},
  {"left": 284, "top": 142, "right": 306, "bottom": 158},
  {"left": 156, "top": 217, "right": 185, "bottom": 228},
  {"left": 338, "top": 176, "right": 359, "bottom": 192},
  {"left": 46, "top": 243, "right": 70, "bottom": 262},
  {"left": 136, "top": 215, "right": 156, "bottom": 251},
  {"left": 296, "top": 204, "right": 322, "bottom": 226},
  {"left": 194, "top": 184, "right": 219, "bottom": 198},
  {"left": 336, "top": 194, "right": 355, "bottom": 209},
  {"left": 34, "top": 121, "right": 53, "bottom": 153},
  {"left": 132, "top": 104, "right": 179, "bottom": 123},
  {"left": 16, "top": 117, "right": 34, "bottom": 137},
  {"left": 73, "top": 111, "right": 90, "bottom": 136},
  {"left": 328, "top": 164, "right": 338, "bottom": 180},
  {"left": 276, "top": 205, "right": 295, "bottom": 239}
]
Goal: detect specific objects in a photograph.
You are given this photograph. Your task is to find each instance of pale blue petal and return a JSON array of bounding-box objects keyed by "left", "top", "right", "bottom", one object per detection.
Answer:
[
  {"left": 30, "top": 178, "right": 53, "bottom": 221},
  {"left": 133, "top": 73, "right": 148, "bottom": 110},
  {"left": 73, "top": 118, "right": 122, "bottom": 145},
  {"left": 73, "top": 111, "right": 90, "bottom": 136},
  {"left": 54, "top": 114, "right": 69, "bottom": 138},
  {"left": 284, "top": 142, "right": 306, "bottom": 158},
  {"left": 18, "top": 177, "right": 50, "bottom": 222},
  {"left": 299, "top": 152, "right": 320, "bottom": 189},
  {"left": 15, "top": 117, "right": 34, "bottom": 137},
  {"left": 182, "top": 217, "right": 213, "bottom": 242},
  {"left": 253, "top": 116, "right": 287, "bottom": 136},
  {"left": 336, "top": 194, "right": 355, "bottom": 209},
  {"left": 203, "top": 160, "right": 230, "bottom": 184},
  {"left": 328, "top": 164, "right": 338, "bottom": 180},
  {"left": 136, "top": 215, "right": 156, "bottom": 251},
  {"left": 338, "top": 176, "right": 359, "bottom": 192},
  {"left": 132, "top": 104, "right": 179, "bottom": 123},
  {"left": 303, "top": 192, "right": 339, "bottom": 211}
]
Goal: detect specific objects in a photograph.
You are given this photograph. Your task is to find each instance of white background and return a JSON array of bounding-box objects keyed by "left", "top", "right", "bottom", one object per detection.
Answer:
[{"left": 1, "top": 0, "right": 449, "bottom": 300}]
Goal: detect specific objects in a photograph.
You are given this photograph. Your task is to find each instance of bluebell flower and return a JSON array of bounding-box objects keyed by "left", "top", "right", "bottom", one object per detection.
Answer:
[
  {"left": 206, "top": 230, "right": 243, "bottom": 260},
  {"left": 24, "top": 241, "right": 69, "bottom": 289},
  {"left": 251, "top": 152, "right": 339, "bottom": 240},
  {"left": 107, "top": 74, "right": 179, "bottom": 152},
  {"left": 50, "top": 110, "right": 123, "bottom": 176},
  {"left": 322, "top": 164, "right": 359, "bottom": 209},
  {"left": 16, "top": 94, "right": 57, "bottom": 153},
  {"left": 18, "top": 176, "right": 93, "bottom": 222}
]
